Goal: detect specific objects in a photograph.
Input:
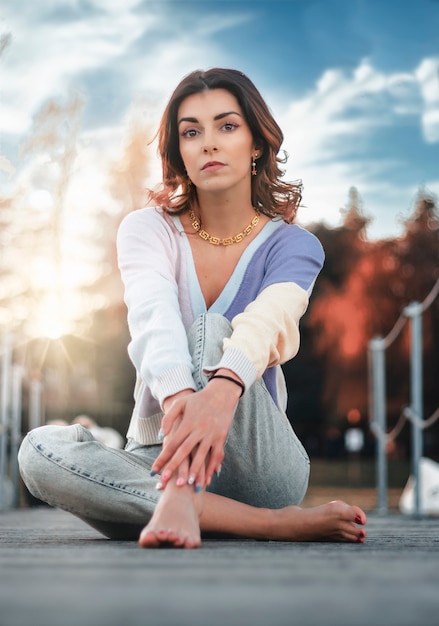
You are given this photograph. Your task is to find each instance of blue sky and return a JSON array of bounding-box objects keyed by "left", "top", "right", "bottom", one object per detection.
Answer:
[{"left": 1, "top": 0, "right": 439, "bottom": 239}]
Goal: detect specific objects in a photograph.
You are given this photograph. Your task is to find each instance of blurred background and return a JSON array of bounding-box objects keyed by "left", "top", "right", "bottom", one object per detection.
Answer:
[{"left": 1, "top": 0, "right": 438, "bottom": 505}]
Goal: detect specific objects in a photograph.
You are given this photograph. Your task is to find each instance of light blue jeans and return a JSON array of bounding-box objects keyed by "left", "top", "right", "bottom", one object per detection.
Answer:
[{"left": 18, "top": 314, "right": 310, "bottom": 539}]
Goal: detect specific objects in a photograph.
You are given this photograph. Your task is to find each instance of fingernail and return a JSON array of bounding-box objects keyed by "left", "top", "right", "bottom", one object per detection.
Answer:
[
  {"left": 195, "top": 485, "right": 202, "bottom": 493},
  {"left": 188, "top": 475, "right": 195, "bottom": 485},
  {"left": 176, "top": 477, "right": 185, "bottom": 487},
  {"left": 157, "top": 430, "right": 164, "bottom": 442},
  {"left": 216, "top": 465, "right": 222, "bottom": 477},
  {"left": 355, "top": 515, "right": 363, "bottom": 524},
  {"left": 155, "top": 481, "right": 163, "bottom": 490},
  {"left": 150, "top": 469, "right": 157, "bottom": 477}
]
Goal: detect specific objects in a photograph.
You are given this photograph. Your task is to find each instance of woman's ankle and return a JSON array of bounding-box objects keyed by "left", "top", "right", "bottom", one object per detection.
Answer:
[{"left": 161, "top": 477, "right": 205, "bottom": 516}]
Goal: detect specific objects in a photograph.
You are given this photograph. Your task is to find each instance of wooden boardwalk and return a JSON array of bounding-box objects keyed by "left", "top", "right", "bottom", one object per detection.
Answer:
[{"left": 1, "top": 503, "right": 438, "bottom": 626}]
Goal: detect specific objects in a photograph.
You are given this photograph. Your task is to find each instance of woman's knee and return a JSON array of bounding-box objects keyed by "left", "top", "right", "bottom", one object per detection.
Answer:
[
  {"left": 18, "top": 427, "right": 49, "bottom": 498},
  {"left": 18, "top": 424, "right": 84, "bottom": 498}
]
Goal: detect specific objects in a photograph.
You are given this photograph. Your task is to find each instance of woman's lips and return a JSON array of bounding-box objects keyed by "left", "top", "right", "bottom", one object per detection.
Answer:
[{"left": 201, "top": 161, "right": 226, "bottom": 172}]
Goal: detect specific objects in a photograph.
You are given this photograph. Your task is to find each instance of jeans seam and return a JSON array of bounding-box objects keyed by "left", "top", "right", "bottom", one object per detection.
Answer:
[
  {"left": 193, "top": 313, "right": 206, "bottom": 390},
  {"left": 27, "top": 433, "right": 158, "bottom": 504}
]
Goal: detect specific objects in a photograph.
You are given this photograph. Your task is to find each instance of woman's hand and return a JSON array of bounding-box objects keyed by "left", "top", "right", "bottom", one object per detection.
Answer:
[{"left": 152, "top": 374, "right": 242, "bottom": 489}]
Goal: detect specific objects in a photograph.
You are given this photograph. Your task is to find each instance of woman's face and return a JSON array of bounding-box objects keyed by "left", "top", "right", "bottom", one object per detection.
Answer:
[{"left": 177, "top": 88, "right": 258, "bottom": 194}]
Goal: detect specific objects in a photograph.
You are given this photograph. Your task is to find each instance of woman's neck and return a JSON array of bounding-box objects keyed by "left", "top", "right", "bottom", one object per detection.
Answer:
[{"left": 194, "top": 190, "right": 256, "bottom": 237}]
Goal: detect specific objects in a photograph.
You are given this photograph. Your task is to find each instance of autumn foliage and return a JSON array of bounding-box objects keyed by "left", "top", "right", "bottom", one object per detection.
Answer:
[{"left": 283, "top": 188, "right": 439, "bottom": 457}]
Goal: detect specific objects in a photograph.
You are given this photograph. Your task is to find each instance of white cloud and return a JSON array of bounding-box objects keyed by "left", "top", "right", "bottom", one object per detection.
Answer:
[
  {"left": 416, "top": 58, "right": 439, "bottom": 142},
  {"left": 277, "top": 58, "right": 439, "bottom": 238},
  {"left": 0, "top": 4, "right": 155, "bottom": 136},
  {"left": 91, "top": 0, "right": 143, "bottom": 11},
  {"left": 0, "top": 155, "right": 15, "bottom": 177},
  {"left": 280, "top": 59, "right": 420, "bottom": 166}
]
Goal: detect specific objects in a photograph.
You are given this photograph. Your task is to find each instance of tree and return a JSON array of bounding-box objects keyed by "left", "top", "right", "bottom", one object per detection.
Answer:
[
  {"left": 297, "top": 186, "right": 439, "bottom": 458},
  {"left": 303, "top": 189, "right": 372, "bottom": 420}
]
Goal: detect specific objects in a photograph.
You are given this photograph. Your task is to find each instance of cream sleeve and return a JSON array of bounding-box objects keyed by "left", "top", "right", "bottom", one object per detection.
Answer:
[{"left": 205, "top": 282, "right": 309, "bottom": 387}]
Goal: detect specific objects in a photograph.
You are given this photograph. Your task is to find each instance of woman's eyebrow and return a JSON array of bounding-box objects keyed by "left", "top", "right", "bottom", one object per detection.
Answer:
[
  {"left": 178, "top": 111, "right": 242, "bottom": 125},
  {"left": 214, "top": 111, "right": 242, "bottom": 121}
]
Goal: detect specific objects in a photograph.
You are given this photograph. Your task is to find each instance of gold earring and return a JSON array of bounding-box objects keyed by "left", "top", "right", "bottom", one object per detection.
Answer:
[{"left": 251, "top": 156, "right": 257, "bottom": 176}]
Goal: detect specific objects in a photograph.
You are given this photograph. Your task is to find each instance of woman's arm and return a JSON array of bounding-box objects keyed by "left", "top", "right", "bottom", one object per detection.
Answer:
[
  {"left": 207, "top": 281, "right": 309, "bottom": 385},
  {"left": 117, "top": 209, "right": 197, "bottom": 405}
]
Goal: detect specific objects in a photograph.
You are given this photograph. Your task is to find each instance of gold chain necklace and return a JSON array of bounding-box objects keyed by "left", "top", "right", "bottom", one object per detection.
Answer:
[{"left": 189, "top": 209, "right": 260, "bottom": 246}]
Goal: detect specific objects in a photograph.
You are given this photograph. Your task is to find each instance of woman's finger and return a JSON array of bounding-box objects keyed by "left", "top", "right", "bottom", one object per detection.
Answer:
[
  {"left": 176, "top": 456, "right": 190, "bottom": 488},
  {"left": 188, "top": 440, "right": 214, "bottom": 488},
  {"left": 194, "top": 461, "right": 206, "bottom": 493},
  {"left": 151, "top": 424, "right": 193, "bottom": 474},
  {"left": 160, "top": 399, "right": 183, "bottom": 436},
  {"left": 157, "top": 433, "right": 201, "bottom": 484},
  {"left": 204, "top": 446, "right": 224, "bottom": 486}
]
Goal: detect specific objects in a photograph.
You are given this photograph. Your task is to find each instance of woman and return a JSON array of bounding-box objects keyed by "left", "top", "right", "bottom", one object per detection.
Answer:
[{"left": 18, "top": 68, "right": 366, "bottom": 548}]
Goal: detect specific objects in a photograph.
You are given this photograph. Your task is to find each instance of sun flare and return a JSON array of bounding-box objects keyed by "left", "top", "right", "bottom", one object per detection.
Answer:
[{"left": 31, "top": 293, "right": 75, "bottom": 340}]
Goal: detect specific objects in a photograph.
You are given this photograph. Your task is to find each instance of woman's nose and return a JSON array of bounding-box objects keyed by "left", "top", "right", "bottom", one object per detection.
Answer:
[{"left": 202, "top": 130, "right": 218, "bottom": 153}]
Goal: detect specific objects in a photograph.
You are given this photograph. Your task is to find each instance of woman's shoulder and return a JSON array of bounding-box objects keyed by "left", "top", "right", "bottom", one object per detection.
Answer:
[
  {"left": 118, "top": 206, "right": 164, "bottom": 228},
  {"left": 269, "top": 220, "right": 324, "bottom": 258},
  {"left": 117, "top": 206, "right": 179, "bottom": 236}
]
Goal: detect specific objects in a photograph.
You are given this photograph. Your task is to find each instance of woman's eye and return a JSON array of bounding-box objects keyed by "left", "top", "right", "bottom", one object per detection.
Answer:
[
  {"left": 181, "top": 128, "right": 198, "bottom": 138},
  {"left": 222, "top": 122, "right": 238, "bottom": 131}
]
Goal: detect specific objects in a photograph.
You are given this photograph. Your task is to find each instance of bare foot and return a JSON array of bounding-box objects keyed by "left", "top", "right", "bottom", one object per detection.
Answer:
[
  {"left": 138, "top": 481, "right": 203, "bottom": 549},
  {"left": 269, "top": 500, "right": 367, "bottom": 543}
]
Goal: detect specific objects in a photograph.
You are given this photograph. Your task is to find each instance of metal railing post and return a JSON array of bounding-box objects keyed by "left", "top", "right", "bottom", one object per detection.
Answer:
[
  {"left": 369, "top": 336, "right": 388, "bottom": 514},
  {"left": 10, "top": 364, "right": 24, "bottom": 508},
  {"left": 29, "top": 376, "right": 43, "bottom": 432},
  {"left": 404, "top": 301, "right": 424, "bottom": 517},
  {"left": 0, "top": 333, "right": 12, "bottom": 511}
]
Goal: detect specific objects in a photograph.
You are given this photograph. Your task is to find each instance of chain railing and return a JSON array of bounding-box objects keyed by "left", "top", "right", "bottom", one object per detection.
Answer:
[{"left": 368, "top": 278, "right": 439, "bottom": 516}]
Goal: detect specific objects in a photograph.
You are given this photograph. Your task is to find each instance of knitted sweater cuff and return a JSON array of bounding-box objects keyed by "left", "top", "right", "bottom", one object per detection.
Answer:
[
  {"left": 203, "top": 347, "right": 258, "bottom": 393},
  {"left": 151, "top": 364, "right": 197, "bottom": 409}
]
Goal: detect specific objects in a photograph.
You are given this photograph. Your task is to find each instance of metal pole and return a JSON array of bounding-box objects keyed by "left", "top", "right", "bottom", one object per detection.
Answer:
[
  {"left": 29, "top": 376, "right": 43, "bottom": 432},
  {"left": 10, "top": 365, "right": 23, "bottom": 508},
  {"left": 369, "top": 336, "right": 388, "bottom": 514},
  {"left": 0, "top": 333, "right": 12, "bottom": 511},
  {"left": 405, "top": 301, "right": 424, "bottom": 517}
]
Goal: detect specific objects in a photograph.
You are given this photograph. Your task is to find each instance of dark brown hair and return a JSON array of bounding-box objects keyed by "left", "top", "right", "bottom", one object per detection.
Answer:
[{"left": 149, "top": 68, "right": 302, "bottom": 223}]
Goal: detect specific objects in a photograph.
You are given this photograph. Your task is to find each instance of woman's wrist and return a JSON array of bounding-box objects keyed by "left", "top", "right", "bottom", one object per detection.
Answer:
[{"left": 208, "top": 369, "right": 245, "bottom": 398}]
